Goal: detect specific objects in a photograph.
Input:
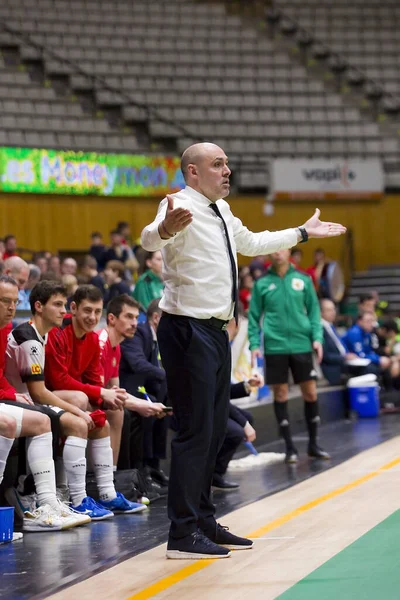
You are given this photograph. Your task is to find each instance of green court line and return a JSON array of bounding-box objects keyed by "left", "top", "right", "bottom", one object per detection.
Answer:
[{"left": 278, "top": 509, "right": 400, "bottom": 600}]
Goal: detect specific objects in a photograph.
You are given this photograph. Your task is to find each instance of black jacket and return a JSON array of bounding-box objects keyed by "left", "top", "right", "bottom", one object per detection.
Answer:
[
  {"left": 321, "top": 328, "right": 346, "bottom": 386},
  {"left": 119, "top": 322, "right": 165, "bottom": 400}
]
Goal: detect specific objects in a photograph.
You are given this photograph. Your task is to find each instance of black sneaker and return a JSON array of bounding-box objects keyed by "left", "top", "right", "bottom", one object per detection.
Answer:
[
  {"left": 166, "top": 530, "right": 231, "bottom": 559},
  {"left": 285, "top": 448, "right": 299, "bottom": 464},
  {"left": 308, "top": 443, "right": 331, "bottom": 460},
  {"left": 205, "top": 523, "right": 253, "bottom": 550},
  {"left": 149, "top": 467, "right": 169, "bottom": 487},
  {"left": 212, "top": 474, "right": 240, "bottom": 490}
]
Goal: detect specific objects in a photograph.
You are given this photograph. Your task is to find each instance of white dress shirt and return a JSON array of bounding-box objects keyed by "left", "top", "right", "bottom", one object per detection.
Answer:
[{"left": 141, "top": 186, "right": 298, "bottom": 320}]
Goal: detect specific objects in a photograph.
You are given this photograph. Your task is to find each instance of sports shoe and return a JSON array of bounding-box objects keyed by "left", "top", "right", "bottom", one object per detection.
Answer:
[
  {"left": 205, "top": 523, "right": 253, "bottom": 550},
  {"left": 212, "top": 474, "right": 240, "bottom": 490},
  {"left": 97, "top": 492, "right": 147, "bottom": 514},
  {"left": 285, "top": 448, "right": 299, "bottom": 464},
  {"left": 308, "top": 443, "right": 331, "bottom": 460},
  {"left": 55, "top": 499, "right": 91, "bottom": 527},
  {"left": 71, "top": 496, "right": 114, "bottom": 521},
  {"left": 23, "top": 504, "right": 64, "bottom": 532},
  {"left": 12, "top": 532, "right": 23, "bottom": 541},
  {"left": 166, "top": 530, "right": 231, "bottom": 559},
  {"left": 5, "top": 487, "right": 37, "bottom": 519}
]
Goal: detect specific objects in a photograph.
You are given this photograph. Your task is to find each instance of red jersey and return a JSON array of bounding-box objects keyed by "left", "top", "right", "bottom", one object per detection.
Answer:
[
  {"left": 96, "top": 328, "right": 121, "bottom": 387},
  {"left": 0, "top": 324, "right": 16, "bottom": 400},
  {"left": 45, "top": 317, "right": 103, "bottom": 406}
]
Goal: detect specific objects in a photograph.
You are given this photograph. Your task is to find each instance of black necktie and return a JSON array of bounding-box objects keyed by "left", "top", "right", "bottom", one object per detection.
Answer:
[{"left": 209, "top": 203, "right": 238, "bottom": 324}]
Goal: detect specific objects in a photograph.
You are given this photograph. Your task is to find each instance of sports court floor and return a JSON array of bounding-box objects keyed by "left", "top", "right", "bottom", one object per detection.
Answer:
[{"left": 1, "top": 415, "right": 400, "bottom": 599}]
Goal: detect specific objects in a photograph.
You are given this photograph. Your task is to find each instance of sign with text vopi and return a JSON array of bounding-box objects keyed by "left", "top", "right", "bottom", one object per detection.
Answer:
[
  {"left": 0, "top": 147, "right": 185, "bottom": 197},
  {"left": 271, "top": 159, "right": 384, "bottom": 200}
]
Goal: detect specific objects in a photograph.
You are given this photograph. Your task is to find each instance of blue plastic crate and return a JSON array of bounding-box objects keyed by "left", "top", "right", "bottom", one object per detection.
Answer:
[
  {"left": 349, "top": 384, "right": 380, "bottom": 418},
  {"left": 0, "top": 506, "right": 14, "bottom": 543}
]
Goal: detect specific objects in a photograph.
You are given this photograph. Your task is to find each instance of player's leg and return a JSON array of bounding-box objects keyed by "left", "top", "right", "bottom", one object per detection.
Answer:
[
  {"left": 104, "top": 407, "right": 123, "bottom": 468},
  {"left": 53, "top": 390, "right": 89, "bottom": 411},
  {"left": 0, "top": 412, "right": 17, "bottom": 486},
  {"left": 265, "top": 354, "right": 297, "bottom": 462},
  {"left": 89, "top": 421, "right": 146, "bottom": 515},
  {"left": 291, "top": 352, "right": 330, "bottom": 460}
]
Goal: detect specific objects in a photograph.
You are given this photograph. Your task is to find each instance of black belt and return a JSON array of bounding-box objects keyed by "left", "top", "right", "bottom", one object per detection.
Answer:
[{"left": 162, "top": 312, "right": 229, "bottom": 331}]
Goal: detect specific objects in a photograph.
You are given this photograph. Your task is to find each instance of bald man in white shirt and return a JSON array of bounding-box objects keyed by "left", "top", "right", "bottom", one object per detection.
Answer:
[{"left": 142, "top": 142, "right": 346, "bottom": 560}]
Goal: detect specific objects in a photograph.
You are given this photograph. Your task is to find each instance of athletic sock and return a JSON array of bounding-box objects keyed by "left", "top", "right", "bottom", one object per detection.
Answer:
[
  {"left": 304, "top": 401, "right": 320, "bottom": 446},
  {"left": 63, "top": 436, "right": 87, "bottom": 506},
  {"left": 0, "top": 434, "right": 15, "bottom": 486},
  {"left": 273, "top": 401, "right": 295, "bottom": 452},
  {"left": 26, "top": 432, "right": 58, "bottom": 510},
  {"left": 90, "top": 437, "right": 116, "bottom": 502}
]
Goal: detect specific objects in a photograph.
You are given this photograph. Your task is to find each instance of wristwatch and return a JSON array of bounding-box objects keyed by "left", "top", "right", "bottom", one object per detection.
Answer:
[{"left": 297, "top": 226, "right": 309, "bottom": 243}]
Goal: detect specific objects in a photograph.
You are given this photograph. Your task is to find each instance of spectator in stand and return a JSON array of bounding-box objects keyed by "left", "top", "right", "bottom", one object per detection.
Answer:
[
  {"left": 249, "top": 256, "right": 265, "bottom": 280},
  {"left": 61, "top": 258, "right": 78, "bottom": 277},
  {"left": 119, "top": 299, "right": 169, "bottom": 485},
  {"left": 101, "top": 230, "right": 129, "bottom": 270},
  {"left": 249, "top": 248, "right": 329, "bottom": 463},
  {"left": 81, "top": 255, "right": 106, "bottom": 297},
  {"left": 3, "top": 235, "right": 18, "bottom": 260},
  {"left": 48, "top": 256, "right": 61, "bottom": 279},
  {"left": 342, "top": 312, "right": 392, "bottom": 381},
  {"left": 238, "top": 272, "right": 254, "bottom": 313},
  {"left": 117, "top": 221, "right": 133, "bottom": 248},
  {"left": 89, "top": 232, "right": 106, "bottom": 269},
  {"left": 18, "top": 265, "right": 41, "bottom": 310},
  {"left": 104, "top": 260, "right": 131, "bottom": 303},
  {"left": 61, "top": 274, "right": 78, "bottom": 309},
  {"left": 306, "top": 248, "right": 326, "bottom": 292},
  {"left": 132, "top": 251, "right": 164, "bottom": 311},
  {"left": 33, "top": 254, "right": 49, "bottom": 275},
  {"left": 320, "top": 299, "right": 358, "bottom": 385},
  {"left": 0, "top": 239, "right": 5, "bottom": 261},
  {"left": 4, "top": 258, "right": 29, "bottom": 308}
]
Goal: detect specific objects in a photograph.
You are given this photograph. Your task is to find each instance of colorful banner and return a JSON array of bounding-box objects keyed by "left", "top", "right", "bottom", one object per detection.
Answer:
[
  {"left": 271, "top": 159, "right": 384, "bottom": 200},
  {"left": 0, "top": 147, "right": 185, "bottom": 197}
]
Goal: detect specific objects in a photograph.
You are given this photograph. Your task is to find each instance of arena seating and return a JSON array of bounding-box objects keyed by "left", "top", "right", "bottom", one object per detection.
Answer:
[{"left": 0, "top": 0, "right": 398, "bottom": 189}]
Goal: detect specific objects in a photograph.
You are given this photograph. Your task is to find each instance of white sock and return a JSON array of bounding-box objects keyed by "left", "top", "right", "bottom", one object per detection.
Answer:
[
  {"left": 90, "top": 437, "right": 116, "bottom": 502},
  {"left": 26, "top": 432, "right": 58, "bottom": 510},
  {"left": 63, "top": 436, "right": 87, "bottom": 506},
  {"left": 0, "top": 434, "right": 14, "bottom": 486}
]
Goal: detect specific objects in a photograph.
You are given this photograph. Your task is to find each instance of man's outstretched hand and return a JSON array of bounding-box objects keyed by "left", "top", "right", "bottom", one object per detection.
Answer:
[
  {"left": 303, "top": 209, "right": 346, "bottom": 239},
  {"left": 159, "top": 195, "right": 193, "bottom": 239}
]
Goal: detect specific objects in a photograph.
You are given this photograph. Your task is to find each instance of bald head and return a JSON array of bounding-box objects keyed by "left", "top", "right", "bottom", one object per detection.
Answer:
[
  {"left": 4, "top": 256, "right": 29, "bottom": 290},
  {"left": 180, "top": 142, "right": 231, "bottom": 201}
]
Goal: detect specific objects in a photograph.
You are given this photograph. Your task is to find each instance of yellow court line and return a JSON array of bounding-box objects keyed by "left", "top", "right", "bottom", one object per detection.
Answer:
[{"left": 126, "top": 456, "right": 400, "bottom": 600}]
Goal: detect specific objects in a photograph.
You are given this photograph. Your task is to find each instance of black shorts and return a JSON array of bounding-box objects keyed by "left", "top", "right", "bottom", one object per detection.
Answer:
[
  {"left": 264, "top": 352, "right": 316, "bottom": 385},
  {"left": 0, "top": 400, "right": 65, "bottom": 458}
]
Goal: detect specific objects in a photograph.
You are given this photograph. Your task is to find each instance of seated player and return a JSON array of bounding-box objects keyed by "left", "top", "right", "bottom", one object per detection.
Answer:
[
  {"left": 44, "top": 284, "right": 145, "bottom": 515},
  {"left": 0, "top": 275, "right": 87, "bottom": 531},
  {"left": 6, "top": 280, "right": 117, "bottom": 520}
]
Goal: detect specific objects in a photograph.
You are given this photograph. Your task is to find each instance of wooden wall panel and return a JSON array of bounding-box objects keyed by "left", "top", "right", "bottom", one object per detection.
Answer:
[{"left": 0, "top": 192, "right": 395, "bottom": 272}]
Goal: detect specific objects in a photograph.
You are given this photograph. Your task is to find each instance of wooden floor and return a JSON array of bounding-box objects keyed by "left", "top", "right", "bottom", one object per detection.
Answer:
[{"left": 49, "top": 435, "right": 400, "bottom": 600}]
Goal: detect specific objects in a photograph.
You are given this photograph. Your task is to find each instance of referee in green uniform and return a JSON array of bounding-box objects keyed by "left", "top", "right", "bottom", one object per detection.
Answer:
[{"left": 248, "top": 248, "right": 330, "bottom": 463}]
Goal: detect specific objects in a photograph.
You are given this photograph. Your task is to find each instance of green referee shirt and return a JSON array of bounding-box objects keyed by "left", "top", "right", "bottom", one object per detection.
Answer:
[{"left": 248, "top": 264, "right": 323, "bottom": 355}]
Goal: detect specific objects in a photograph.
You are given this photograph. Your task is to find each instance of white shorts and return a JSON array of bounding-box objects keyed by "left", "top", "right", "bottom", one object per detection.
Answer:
[{"left": 0, "top": 403, "right": 24, "bottom": 437}]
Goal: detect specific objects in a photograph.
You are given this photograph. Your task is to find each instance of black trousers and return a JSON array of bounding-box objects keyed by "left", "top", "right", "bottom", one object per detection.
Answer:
[
  {"left": 118, "top": 409, "right": 144, "bottom": 470},
  {"left": 214, "top": 409, "right": 253, "bottom": 476},
  {"left": 158, "top": 313, "right": 231, "bottom": 539}
]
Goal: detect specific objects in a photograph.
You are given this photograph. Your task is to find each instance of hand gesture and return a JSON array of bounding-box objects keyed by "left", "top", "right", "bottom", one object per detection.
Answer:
[
  {"left": 162, "top": 195, "right": 193, "bottom": 237},
  {"left": 248, "top": 372, "right": 264, "bottom": 388},
  {"left": 101, "top": 387, "right": 126, "bottom": 410},
  {"left": 80, "top": 411, "right": 95, "bottom": 431},
  {"left": 313, "top": 341, "right": 323, "bottom": 364},
  {"left": 243, "top": 421, "right": 256, "bottom": 443},
  {"left": 251, "top": 348, "right": 262, "bottom": 368},
  {"left": 302, "top": 209, "right": 346, "bottom": 239},
  {"left": 15, "top": 393, "right": 34, "bottom": 405}
]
